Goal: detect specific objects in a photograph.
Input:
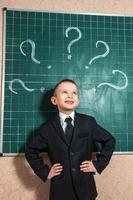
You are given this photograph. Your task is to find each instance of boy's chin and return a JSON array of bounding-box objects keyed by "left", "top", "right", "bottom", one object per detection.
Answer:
[{"left": 64, "top": 106, "right": 76, "bottom": 111}]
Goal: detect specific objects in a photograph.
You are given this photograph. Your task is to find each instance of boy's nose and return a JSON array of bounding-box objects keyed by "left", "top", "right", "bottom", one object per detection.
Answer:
[{"left": 67, "top": 93, "right": 73, "bottom": 98}]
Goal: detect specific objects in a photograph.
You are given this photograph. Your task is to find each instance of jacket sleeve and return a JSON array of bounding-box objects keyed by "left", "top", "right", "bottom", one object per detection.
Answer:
[
  {"left": 91, "top": 117, "right": 116, "bottom": 174},
  {"left": 25, "top": 125, "right": 50, "bottom": 182}
]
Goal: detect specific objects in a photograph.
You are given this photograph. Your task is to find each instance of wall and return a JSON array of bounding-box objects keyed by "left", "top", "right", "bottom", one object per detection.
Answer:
[{"left": 0, "top": 1, "right": 133, "bottom": 200}]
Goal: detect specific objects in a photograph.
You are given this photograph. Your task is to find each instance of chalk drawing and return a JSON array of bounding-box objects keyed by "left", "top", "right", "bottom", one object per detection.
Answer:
[
  {"left": 97, "top": 70, "right": 128, "bottom": 90},
  {"left": 9, "top": 79, "right": 35, "bottom": 94},
  {"left": 65, "top": 27, "right": 82, "bottom": 60},
  {"left": 89, "top": 41, "right": 110, "bottom": 65},
  {"left": 20, "top": 39, "right": 40, "bottom": 64}
]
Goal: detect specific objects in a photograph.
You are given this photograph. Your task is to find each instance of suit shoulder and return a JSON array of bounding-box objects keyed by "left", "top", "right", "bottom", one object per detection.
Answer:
[
  {"left": 39, "top": 119, "right": 53, "bottom": 129},
  {"left": 34, "top": 120, "right": 53, "bottom": 138},
  {"left": 39, "top": 114, "right": 58, "bottom": 129},
  {"left": 77, "top": 112, "right": 96, "bottom": 121}
]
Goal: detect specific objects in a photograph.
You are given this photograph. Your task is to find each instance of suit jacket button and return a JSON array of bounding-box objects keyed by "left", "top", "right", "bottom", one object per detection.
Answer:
[
  {"left": 72, "top": 168, "right": 76, "bottom": 172},
  {"left": 70, "top": 152, "right": 74, "bottom": 156}
]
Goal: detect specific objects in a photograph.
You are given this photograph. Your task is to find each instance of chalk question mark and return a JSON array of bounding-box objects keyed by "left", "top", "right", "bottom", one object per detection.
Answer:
[
  {"left": 20, "top": 39, "right": 40, "bottom": 64},
  {"left": 65, "top": 27, "right": 82, "bottom": 60},
  {"left": 89, "top": 41, "right": 110, "bottom": 65},
  {"left": 97, "top": 70, "right": 128, "bottom": 91},
  {"left": 9, "top": 79, "right": 47, "bottom": 94},
  {"left": 9, "top": 79, "right": 35, "bottom": 94}
]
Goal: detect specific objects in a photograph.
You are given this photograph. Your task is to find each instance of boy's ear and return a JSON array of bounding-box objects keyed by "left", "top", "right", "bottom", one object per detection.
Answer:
[{"left": 51, "top": 96, "right": 57, "bottom": 105}]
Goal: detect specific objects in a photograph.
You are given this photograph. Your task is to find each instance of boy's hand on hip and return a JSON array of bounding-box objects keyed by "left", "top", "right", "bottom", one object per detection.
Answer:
[
  {"left": 80, "top": 160, "right": 96, "bottom": 173},
  {"left": 47, "top": 163, "right": 63, "bottom": 180}
]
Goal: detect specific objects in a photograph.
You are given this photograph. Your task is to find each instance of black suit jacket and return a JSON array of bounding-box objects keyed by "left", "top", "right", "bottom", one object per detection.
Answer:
[{"left": 25, "top": 112, "right": 115, "bottom": 200}]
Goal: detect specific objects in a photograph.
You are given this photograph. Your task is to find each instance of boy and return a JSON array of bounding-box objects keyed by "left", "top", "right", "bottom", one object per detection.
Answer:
[{"left": 25, "top": 79, "right": 115, "bottom": 200}]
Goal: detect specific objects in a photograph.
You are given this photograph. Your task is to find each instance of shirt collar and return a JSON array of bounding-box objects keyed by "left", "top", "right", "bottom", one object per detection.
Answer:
[{"left": 59, "top": 111, "right": 75, "bottom": 126}]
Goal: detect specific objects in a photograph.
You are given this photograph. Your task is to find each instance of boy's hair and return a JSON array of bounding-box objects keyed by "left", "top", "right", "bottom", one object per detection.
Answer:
[{"left": 53, "top": 79, "right": 78, "bottom": 96}]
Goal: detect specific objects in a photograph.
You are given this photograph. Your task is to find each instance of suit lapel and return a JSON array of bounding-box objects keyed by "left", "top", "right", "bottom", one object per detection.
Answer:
[
  {"left": 51, "top": 114, "right": 68, "bottom": 146},
  {"left": 71, "top": 112, "right": 80, "bottom": 145},
  {"left": 51, "top": 112, "right": 81, "bottom": 146}
]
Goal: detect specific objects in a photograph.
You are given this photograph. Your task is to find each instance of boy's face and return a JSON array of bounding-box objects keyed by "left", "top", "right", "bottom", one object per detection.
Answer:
[{"left": 51, "top": 82, "right": 79, "bottom": 114}]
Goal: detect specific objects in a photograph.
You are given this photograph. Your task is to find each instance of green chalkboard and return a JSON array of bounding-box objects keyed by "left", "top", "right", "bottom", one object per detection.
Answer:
[{"left": 1, "top": 8, "right": 133, "bottom": 155}]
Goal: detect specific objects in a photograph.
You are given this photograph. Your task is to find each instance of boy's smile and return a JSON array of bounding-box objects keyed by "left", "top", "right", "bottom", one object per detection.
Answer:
[
  {"left": 51, "top": 81, "right": 79, "bottom": 114},
  {"left": 64, "top": 100, "right": 75, "bottom": 104}
]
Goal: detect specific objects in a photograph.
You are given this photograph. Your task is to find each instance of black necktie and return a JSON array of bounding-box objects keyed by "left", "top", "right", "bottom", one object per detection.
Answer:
[{"left": 65, "top": 117, "right": 74, "bottom": 144}]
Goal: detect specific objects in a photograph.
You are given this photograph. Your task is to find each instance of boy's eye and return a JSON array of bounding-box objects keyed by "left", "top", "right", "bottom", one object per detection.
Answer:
[
  {"left": 62, "top": 91, "right": 68, "bottom": 94},
  {"left": 73, "top": 91, "right": 77, "bottom": 95},
  {"left": 73, "top": 91, "right": 78, "bottom": 96}
]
